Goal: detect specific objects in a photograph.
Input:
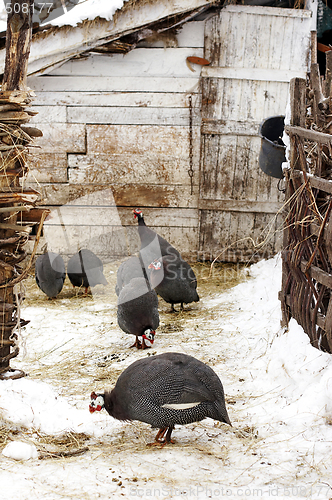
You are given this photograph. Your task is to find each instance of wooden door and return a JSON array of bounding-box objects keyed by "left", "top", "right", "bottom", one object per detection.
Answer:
[{"left": 198, "top": 5, "right": 313, "bottom": 262}]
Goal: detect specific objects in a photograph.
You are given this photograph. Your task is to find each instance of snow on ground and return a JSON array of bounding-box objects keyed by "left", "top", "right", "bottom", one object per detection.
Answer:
[{"left": 0, "top": 255, "right": 332, "bottom": 499}]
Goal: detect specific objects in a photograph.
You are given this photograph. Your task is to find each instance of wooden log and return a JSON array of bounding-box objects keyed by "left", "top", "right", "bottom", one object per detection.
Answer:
[
  {"left": 21, "top": 126, "right": 43, "bottom": 137},
  {"left": 289, "top": 78, "right": 306, "bottom": 127},
  {"left": 0, "top": 91, "right": 32, "bottom": 105},
  {"left": 2, "top": 0, "right": 34, "bottom": 92},
  {"left": 0, "top": 111, "right": 31, "bottom": 122},
  {"left": 0, "top": 144, "right": 26, "bottom": 151},
  {"left": 285, "top": 125, "right": 332, "bottom": 145},
  {"left": 0, "top": 223, "right": 31, "bottom": 232}
]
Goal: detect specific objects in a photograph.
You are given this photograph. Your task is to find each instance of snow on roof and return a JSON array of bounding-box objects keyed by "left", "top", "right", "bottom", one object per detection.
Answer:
[
  {"left": 0, "top": 0, "right": 128, "bottom": 32},
  {"left": 46, "top": 0, "right": 128, "bottom": 27}
]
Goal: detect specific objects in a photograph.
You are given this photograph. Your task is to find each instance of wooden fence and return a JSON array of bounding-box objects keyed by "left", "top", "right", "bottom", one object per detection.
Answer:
[{"left": 280, "top": 38, "right": 332, "bottom": 353}]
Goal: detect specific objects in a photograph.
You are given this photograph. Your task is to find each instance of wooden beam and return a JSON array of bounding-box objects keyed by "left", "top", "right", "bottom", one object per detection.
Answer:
[
  {"left": 198, "top": 199, "right": 282, "bottom": 213},
  {"left": 291, "top": 169, "right": 332, "bottom": 194},
  {"left": 201, "top": 66, "right": 307, "bottom": 82},
  {"left": 300, "top": 259, "right": 332, "bottom": 288},
  {"left": 285, "top": 124, "right": 332, "bottom": 145}
]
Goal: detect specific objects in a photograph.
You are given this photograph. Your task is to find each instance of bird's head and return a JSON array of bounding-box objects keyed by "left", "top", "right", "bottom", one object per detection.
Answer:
[
  {"left": 133, "top": 208, "right": 142, "bottom": 219},
  {"left": 148, "top": 259, "right": 162, "bottom": 271},
  {"left": 89, "top": 391, "right": 105, "bottom": 413},
  {"left": 142, "top": 329, "right": 155, "bottom": 345}
]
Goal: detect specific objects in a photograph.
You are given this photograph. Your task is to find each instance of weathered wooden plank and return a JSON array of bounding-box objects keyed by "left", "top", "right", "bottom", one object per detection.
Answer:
[
  {"left": 44, "top": 206, "right": 198, "bottom": 227},
  {"left": 27, "top": 76, "right": 201, "bottom": 93},
  {"left": 28, "top": 106, "right": 66, "bottom": 123},
  {"left": 198, "top": 199, "right": 283, "bottom": 213},
  {"left": 113, "top": 185, "right": 199, "bottom": 208},
  {"left": 201, "top": 66, "right": 307, "bottom": 82},
  {"left": 204, "top": 5, "right": 311, "bottom": 73},
  {"left": 285, "top": 125, "right": 332, "bottom": 145},
  {"left": 50, "top": 48, "right": 204, "bottom": 78},
  {"left": 86, "top": 124, "right": 200, "bottom": 157},
  {"left": 67, "top": 154, "right": 198, "bottom": 186},
  {"left": 201, "top": 119, "right": 261, "bottom": 136},
  {"left": 25, "top": 179, "right": 201, "bottom": 208},
  {"left": 198, "top": 209, "right": 281, "bottom": 262},
  {"left": 221, "top": 4, "right": 312, "bottom": 18},
  {"left": 200, "top": 134, "right": 282, "bottom": 203},
  {"left": 32, "top": 91, "right": 191, "bottom": 107},
  {"left": 201, "top": 77, "right": 289, "bottom": 123},
  {"left": 39, "top": 206, "right": 199, "bottom": 260},
  {"left": 67, "top": 106, "right": 201, "bottom": 126},
  {"left": 37, "top": 224, "right": 198, "bottom": 261},
  {"left": 25, "top": 153, "right": 68, "bottom": 183},
  {"left": 31, "top": 123, "right": 86, "bottom": 153}
]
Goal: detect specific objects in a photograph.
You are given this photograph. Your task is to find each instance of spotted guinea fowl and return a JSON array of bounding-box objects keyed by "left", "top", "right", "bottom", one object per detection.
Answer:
[
  {"left": 115, "top": 256, "right": 145, "bottom": 296},
  {"left": 67, "top": 249, "right": 108, "bottom": 293},
  {"left": 89, "top": 352, "right": 231, "bottom": 445},
  {"left": 35, "top": 251, "right": 66, "bottom": 299},
  {"left": 117, "top": 276, "right": 159, "bottom": 349},
  {"left": 133, "top": 208, "right": 181, "bottom": 269},
  {"left": 148, "top": 254, "right": 199, "bottom": 311}
]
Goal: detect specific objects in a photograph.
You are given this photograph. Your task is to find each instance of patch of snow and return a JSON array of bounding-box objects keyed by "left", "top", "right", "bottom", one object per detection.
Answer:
[
  {"left": 0, "top": 255, "right": 331, "bottom": 499},
  {"left": 2, "top": 441, "right": 38, "bottom": 460}
]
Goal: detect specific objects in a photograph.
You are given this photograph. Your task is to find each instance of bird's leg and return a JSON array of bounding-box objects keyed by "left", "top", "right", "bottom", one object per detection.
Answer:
[
  {"left": 129, "top": 336, "right": 142, "bottom": 349},
  {"left": 147, "top": 427, "right": 175, "bottom": 447},
  {"left": 165, "top": 426, "right": 175, "bottom": 443},
  {"left": 155, "top": 428, "right": 168, "bottom": 442},
  {"left": 140, "top": 337, "right": 150, "bottom": 350},
  {"left": 170, "top": 304, "right": 177, "bottom": 313}
]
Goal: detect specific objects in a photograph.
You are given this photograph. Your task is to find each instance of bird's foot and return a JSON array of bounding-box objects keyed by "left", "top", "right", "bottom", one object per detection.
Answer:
[
  {"left": 129, "top": 337, "right": 151, "bottom": 349},
  {"left": 147, "top": 439, "right": 175, "bottom": 448},
  {"left": 129, "top": 337, "right": 142, "bottom": 349}
]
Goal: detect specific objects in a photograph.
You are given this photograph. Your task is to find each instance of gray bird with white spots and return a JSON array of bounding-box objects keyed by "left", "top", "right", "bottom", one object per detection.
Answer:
[{"left": 89, "top": 352, "right": 231, "bottom": 445}]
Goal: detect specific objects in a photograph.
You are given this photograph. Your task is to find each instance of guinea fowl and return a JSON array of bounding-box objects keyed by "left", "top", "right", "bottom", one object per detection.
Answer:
[
  {"left": 117, "top": 276, "right": 159, "bottom": 349},
  {"left": 89, "top": 352, "right": 231, "bottom": 445},
  {"left": 133, "top": 208, "right": 181, "bottom": 270},
  {"left": 115, "top": 256, "right": 145, "bottom": 296},
  {"left": 35, "top": 251, "right": 66, "bottom": 299},
  {"left": 67, "top": 249, "right": 108, "bottom": 293},
  {"left": 148, "top": 255, "right": 199, "bottom": 311}
]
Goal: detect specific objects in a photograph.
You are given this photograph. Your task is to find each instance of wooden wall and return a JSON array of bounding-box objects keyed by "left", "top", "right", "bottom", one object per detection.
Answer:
[
  {"left": 25, "top": 21, "right": 205, "bottom": 262},
  {"left": 22, "top": 6, "right": 314, "bottom": 264},
  {"left": 198, "top": 5, "right": 313, "bottom": 262}
]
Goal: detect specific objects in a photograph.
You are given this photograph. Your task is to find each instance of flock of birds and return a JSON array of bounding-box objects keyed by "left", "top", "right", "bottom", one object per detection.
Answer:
[{"left": 34, "top": 208, "right": 231, "bottom": 445}]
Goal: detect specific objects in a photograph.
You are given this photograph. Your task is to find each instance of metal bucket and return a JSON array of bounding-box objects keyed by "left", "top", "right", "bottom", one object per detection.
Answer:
[{"left": 258, "top": 115, "right": 286, "bottom": 179}]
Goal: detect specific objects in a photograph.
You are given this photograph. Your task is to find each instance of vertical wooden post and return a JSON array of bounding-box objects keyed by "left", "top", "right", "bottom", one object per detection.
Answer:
[
  {"left": 0, "top": 0, "right": 34, "bottom": 378},
  {"left": 2, "top": 0, "right": 33, "bottom": 91},
  {"left": 280, "top": 77, "right": 307, "bottom": 328}
]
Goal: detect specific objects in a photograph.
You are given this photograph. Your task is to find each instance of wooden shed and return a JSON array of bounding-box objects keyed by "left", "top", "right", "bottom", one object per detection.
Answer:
[{"left": 0, "top": 0, "right": 316, "bottom": 262}]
